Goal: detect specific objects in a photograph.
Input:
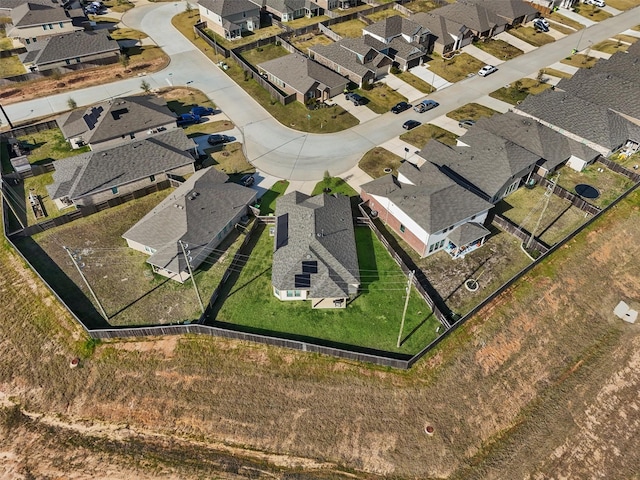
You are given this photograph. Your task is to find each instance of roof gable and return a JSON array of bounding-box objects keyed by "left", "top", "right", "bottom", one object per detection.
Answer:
[{"left": 258, "top": 53, "right": 347, "bottom": 93}]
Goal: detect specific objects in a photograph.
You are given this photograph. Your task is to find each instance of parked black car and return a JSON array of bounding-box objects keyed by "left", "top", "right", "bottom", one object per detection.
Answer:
[
  {"left": 345, "top": 92, "right": 365, "bottom": 106},
  {"left": 207, "top": 134, "right": 231, "bottom": 146},
  {"left": 190, "top": 106, "right": 216, "bottom": 116},
  {"left": 241, "top": 174, "right": 255, "bottom": 187},
  {"left": 391, "top": 101, "right": 411, "bottom": 114},
  {"left": 402, "top": 120, "right": 421, "bottom": 130},
  {"left": 177, "top": 113, "right": 201, "bottom": 126}
]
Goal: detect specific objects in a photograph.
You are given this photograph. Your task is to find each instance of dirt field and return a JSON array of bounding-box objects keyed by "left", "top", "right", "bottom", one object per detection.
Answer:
[{"left": 1, "top": 193, "right": 640, "bottom": 478}]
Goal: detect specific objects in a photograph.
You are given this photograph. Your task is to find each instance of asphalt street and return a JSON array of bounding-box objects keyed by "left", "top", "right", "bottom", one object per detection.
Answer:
[{"left": 4, "top": 2, "right": 640, "bottom": 180}]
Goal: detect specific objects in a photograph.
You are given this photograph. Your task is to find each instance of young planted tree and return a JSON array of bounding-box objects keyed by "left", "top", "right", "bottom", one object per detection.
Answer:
[
  {"left": 67, "top": 98, "right": 77, "bottom": 109},
  {"left": 140, "top": 79, "right": 151, "bottom": 93}
]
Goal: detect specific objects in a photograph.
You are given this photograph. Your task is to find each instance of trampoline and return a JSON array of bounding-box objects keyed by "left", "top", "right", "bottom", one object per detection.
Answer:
[{"left": 575, "top": 183, "right": 600, "bottom": 199}]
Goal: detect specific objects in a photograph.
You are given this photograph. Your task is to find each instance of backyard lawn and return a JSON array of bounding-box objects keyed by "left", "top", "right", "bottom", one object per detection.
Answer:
[
  {"left": 329, "top": 19, "right": 367, "bottom": 38},
  {"left": 359, "top": 147, "right": 404, "bottom": 179},
  {"left": 17, "top": 128, "right": 90, "bottom": 165},
  {"left": 489, "top": 77, "right": 552, "bottom": 105},
  {"left": 5, "top": 172, "right": 70, "bottom": 227},
  {"left": 403, "top": 0, "right": 442, "bottom": 13},
  {"left": 0, "top": 55, "right": 26, "bottom": 78},
  {"left": 289, "top": 33, "right": 333, "bottom": 53},
  {"left": 240, "top": 44, "right": 290, "bottom": 67},
  {"left": 212, "top": 224, "right": 441, "bottom": 354},
  {"left": 555, "top": 163, "right": 635, "bottom": 208},
  {"left": 15, "top": 191, "right": 250, "bottom": 327},
  {"left": 426, "top": 53, "right": 485, "bottom": 83},
  {"left": 400, "top": 123, "right": 457, "bottom": 150}
]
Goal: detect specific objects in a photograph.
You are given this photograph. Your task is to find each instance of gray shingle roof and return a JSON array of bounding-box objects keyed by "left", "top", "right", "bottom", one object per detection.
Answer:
[
  {"left": 469, "top": 0, "right": 537, "bottom": 21},
  {"left": 10, "top": 1, "right": 69, "bottom": 26},
  {"left": 448, "top": 222, "right": 490, "bottom": 246},
  {"left": 422, "top": 133, "right": 539, "bottom": 199},
  {"left": 47, "top": 129, "right": 196, "bottom": 201},
  {"left": 57, "top": 95, "right": 178, "bottom": 145},
  {"left": 198, "top": 0, "right": 259, "bottom": 17},
  {"left": 431, "top": 1, "right": 506, "bottom": 33},
  {"left": 589, "top": 51, "right": 640, "bottom": 85},
  {"left": 122, "top": 167, "right": 256, "bottom": 276},
  {"left": 364, "top": 15, "right": 423, "bottom": 40},
  {"left": 27, "top": 30, "right": 118, "bottom": 66},
  {"left": 556, "top": 67, "right": 640, "bottom": 121},
  {"left": 258, "top": 53, "right": 347, "bottom": 94},
  {"left": 474, "top": 112, "right": 599, "bottom": 171},
  {"left": 272, "top": 192, "right": 360, "bottom": 299},
  {"left": 361, "top": 160, "right": 493, "bottom": 233},
  {"left": 309, "top": 37, "right": 391, "bottom": 78},
  {"left": 411, "top": 12, "right": 462, "bottom": 49},
  {"left": 517, "top": 89, "right": 640, "bottom": 151}
]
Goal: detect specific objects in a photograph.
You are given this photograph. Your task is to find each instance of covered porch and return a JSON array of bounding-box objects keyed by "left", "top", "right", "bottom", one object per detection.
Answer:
[{"left": 444, "top": 222, "right": 491, "bottom": 259}]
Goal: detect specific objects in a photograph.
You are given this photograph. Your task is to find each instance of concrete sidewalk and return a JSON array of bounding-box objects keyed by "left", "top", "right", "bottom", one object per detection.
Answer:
[
  {"left": 494, "top": 31, "right": 537, "bottom": 53},
  {"left": 462, "top": 44, "right": 505, "bottom": 65},
  {"left": 409, "top": 64, "right": 453, "bottom": 91},
  {"left": 379, "top": 73, "right": 425, "bottom": 102},
  {"left": 340, "top": 164, "right": 374, "bottom": 193},
  {"left": 547, "top": 61, "right": 579, "bottom": 75},
  {"left": 475, "top": 95, "right": 512, "bottom": 113}
]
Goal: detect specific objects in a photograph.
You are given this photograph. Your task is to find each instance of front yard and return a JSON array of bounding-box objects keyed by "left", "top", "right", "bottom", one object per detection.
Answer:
[
  {"left": 489, "top": 77, "right": 552, "bottom": 105},
  {"left": 473, "top": 39, "right": 523, "bottom": 61},
  {"left": 446, "top": 103, "right": 499, "bottom": 122},
  {"left": 359, "top": 147, "right": 404, "bottom": 179},
  {"left": 212, "top": 224, "right": 440, "bottom": 354},
  {"left": 426, "top": 53, "right": 485, "bottom": 83},
  {"left": 400, "top": 123, "right": 457, "bottom": 150},
  {"left": 17, "top": 127, "right": 89, "bottom": 165},
  {"left": 15, "top": 191, "right": 249, "bottom": 328},
  {"left": 356, "top": 82, "right": 407, "bottom": 114},
  {"left": 507, "top": 26, "right": 555, "bottom": 47}
]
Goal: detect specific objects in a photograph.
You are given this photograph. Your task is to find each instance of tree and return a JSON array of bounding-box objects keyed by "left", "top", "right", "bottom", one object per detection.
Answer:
[
  {"left": 140, "top": 79, "right": 151, "bottom": 93},
  {"left": 185, "top": 1, "right": 192, "bottom": 13},
  {"left": 119, "top": 53, "right": 129, "bottom": 70},
  {"left": 67, "top": 98, "right": 77, "bottom": 109}
]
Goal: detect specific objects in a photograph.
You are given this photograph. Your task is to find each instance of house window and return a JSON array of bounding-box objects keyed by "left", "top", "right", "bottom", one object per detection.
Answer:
[
  {"left": 149, "top": 175, "right": 155, "bottom": 182},
  {"left": 65, "top": 59, "right": 71, "bottom": 65},
  {"left": 144, "top": 245, "right": 156, "bottom": 254},
  {"left": 48, "top": 24, "right": 53, "bottom": 29},
  {"left": 400, "top": 224, "right": 406, "bottom": 233},
  {"left": 25, "top": 38, "right": 30, "bottom": 45},
  {"left": 286, "top": 290, "right": 301, "bottom": 297},
  {"left": 111, "top": 186, "right": 118, "bottom": 194},
  {"left": 274, "top": 288, "right": 280, "bottom": 296},
  {"left": 129, "top": 133, "right": 135, "bottom": 139},
  {"left": 32, "top": 38, "right": 37, "bottom": 43},
  {"left": 59, "top": 22, "right": 64, "bottom": 28},
  {"left": 439, "top": 239, "right": 445, "bottom": 248},
  {"left": 428, "top": 244, "right": 435, "bottom": 253},
  {"left": 42, "top": 25, "right": 47, "bottom": 30},
  {"left": 75, "top": 57, "right": 81, "bottom": 63}
]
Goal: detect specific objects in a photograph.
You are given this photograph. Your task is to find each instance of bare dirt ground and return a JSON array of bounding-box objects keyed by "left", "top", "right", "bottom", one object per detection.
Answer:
[
  {"left": 1, "top": 184, "right": 640, "bottom": 479},
  {"left": 0, "top": 53, "right": 168, "bottom": 108}
]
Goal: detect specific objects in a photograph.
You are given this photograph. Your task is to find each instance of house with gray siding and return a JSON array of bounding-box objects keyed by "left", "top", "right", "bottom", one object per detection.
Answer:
[
  {"left": 428, "top": 1, "right": 508, "bottom": 40},
  {"left": 272, "top": 192, "right": 360, "bottom": 308},
  {"left": 258, "top": 53, "right": 347, "bottom": 103},
  {"left": 20, "top": 30, "right": 119, "bottom": 72},
  {"left": 198, "top": 0, "right": 260, "bottom": 41},
  {"left": 57, "top": 95, "right": 179, "bottom": 150},
  {"left": 251, "top": 0, "right": 320, "bottom": 22},
  {"left": 6, "top": 0, "right": 84, "bottom": 45},
  {"left": 47, "top": 129, "right": 197, "bottom": 210},
  {"left": 122, "top": 167, "right": 257, "bottom": 283},
  {"left": 411, "top": 12, "right": 472, "bottom": 55}
]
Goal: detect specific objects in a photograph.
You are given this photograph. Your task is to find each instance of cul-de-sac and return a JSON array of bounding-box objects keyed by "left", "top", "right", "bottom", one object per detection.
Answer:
[{"left": 1, "top": 0, "right": 639, "bottom": 477}]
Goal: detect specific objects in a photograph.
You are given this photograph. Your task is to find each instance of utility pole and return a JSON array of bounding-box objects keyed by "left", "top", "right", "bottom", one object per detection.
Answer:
[
  {"left": 527, "top": 175, "right": 558, "bottom": 249},
  {"left": 64, "top": 246, "right": 108, "bottom": 321},
  {"left": 397, "top": 270, "right": 414, "bottom": 348},
  {"left": 180, "top": 240, "right": 204, "bottom": 314}
]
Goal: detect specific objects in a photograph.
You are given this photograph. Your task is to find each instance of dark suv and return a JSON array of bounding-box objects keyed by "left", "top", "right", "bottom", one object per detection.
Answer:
[
  {"left": 207, "top": 134, "right": 231, "bottom": 146},
  {"left": 241, "top": 174, "right": 255, "bottom": 187},
  {"left": 391, "top": 102, "right": 411, "bottom": 114},
  {"left": 345, "top": 92, "right": 364, "bottom": 106}
]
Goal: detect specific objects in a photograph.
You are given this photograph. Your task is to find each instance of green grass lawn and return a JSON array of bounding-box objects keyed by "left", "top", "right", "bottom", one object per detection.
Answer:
[
  {"left": 403, "top": 0, "right": 441, "bottom": 13},
  {"left": 184, "top": 119, "right": 234, "bottom": 137},
  {"left": 359, "top": 147, "right": 404, "bottom": 179},
  {"left": 213, "top": 224, "right": 440, "bottom": 354},
  {"left": 489, "top": 78, "right": 552, "bottom": 105},
  {"left": 473, "top": 39, "right": 523, "bottom": 61},
  {"left": 606, "top": 0, "right": 639, "bottom": 9},
  {"left": 573, "top": 4, "right": 612, "bottom": 21},
  {"left": 108, "top": 27, "right": 148, "bottom": 41},
  {"left": 240, "top": 44, "right": 290, "bottom": 68},
  {"left": 400, "top": 123, "right": 457, "bottom": 150},
  {"left": 356, "top": 83, "right": 407, "bottom": 114},
  {"left": 555, "top": 163, "right": 634, "bottom": 208},
  {"left": 367, "top": 10, "right": 406, "bottom": 21},
  {"left": 426, "top": 53, "right": 485, "bottom": 83},
  {"left": 257, "top": 180, "right": 289, "bottom": 215},
  {"left": 446, "top": 103, "right": 498, "bottom": 122},
  {"left": 507, "top": 26, "right": 555, "bottom": 47},
  {"left": 18, "top": 128, "right": 90, "bottom": 165},
  {"left": 286, "top": 14, "right": 329, "bottom": 28},
  {"left": 0, "top": 55, "right": 26, "bottom": 78},
  {"left": 330, "top": 19, "right": 367, "bottom": 38},
  {"left": 289, "top": 33, "right": 333, "bottom": 53},
  {"left": 311, "top": 176, "right": 358, "bottom": 196},
  {"left": 591, "top": 39, "right": 630, "bottom": 54},
  {"left": 201, "top": 142, "right": 254, "bottom": 178},
  {"left": 102, "top": 0, "right": 134, "bottom": 12}
]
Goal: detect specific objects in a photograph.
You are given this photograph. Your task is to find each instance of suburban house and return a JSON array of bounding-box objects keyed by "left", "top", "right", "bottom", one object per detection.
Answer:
[
  {"left": 313, "top": 0, "right": 354, "bottom": 10},
  {"left": 272, "top": 192, "right": 360, "bottom": 308},
  {"left": 7, "top": 1, "right": 84, "bottom": 46},
  {"left": 46, "top": 129, "right": 197, "bottom": 210},
  {"left": 122, "top": 167, "right": 257, "bottom": 283},
  {"left": 514, "top": 90, "right": 640, "bottom": 157},
  {"left": 362, "top": 15, "right": 432, "bottom": 70},
  {"left": 428, "top": 1, "right": 508, "bottom": 40},
  {"left": 360, "top": 160, "right": 494, "bottom": 259},
  {"left": 425, "top": 130, "right": 540, "bottom": 204},
  {"left": 411, "top": 12, "right": 472, "bottom": 55},
  {"left": 473, "top": 0, "right": 538, "bottom": 26},
  {"left": 57, "top": 95, "right": 179, "bottom": 150},
  {"left": 473, "top": 112, "right": 600, "bottom": 174},
  {"left": 19, "top": 30, "right": 119, "bottom": 72},
  {"left": 258, "top": 53, "right": 347, "bottom": 103},
  {"left": 308, "top": 36, "right": 392, "bottom": 87},
  {"left": 197, "top": 0, "right": 261, "bottom": 41},
  {"left": 250, "top": 0, "right": 321, "bottom": 22}
]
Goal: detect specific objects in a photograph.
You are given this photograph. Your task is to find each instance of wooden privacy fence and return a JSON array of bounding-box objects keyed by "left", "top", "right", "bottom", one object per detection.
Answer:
[
  {"left": 597, "top": 156, "right": 640, "bottom": 183},
  {"left": 532, "top": 173, "right": 601, "bottom": 216},
  {"left": 491, "top": 213, "right": 551, "bottom": 254},
  {"left": 193, "top": 22, "right": 230, "bottom": 58},
  {"left": 0, "top": 120, "right": 59, "bottom": 140}
]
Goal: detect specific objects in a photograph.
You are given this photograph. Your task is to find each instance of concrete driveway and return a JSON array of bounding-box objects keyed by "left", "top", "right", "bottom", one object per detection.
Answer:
[
  {"left": 408, "top": 64, "right": 453, "bottom": 91},
  {"left": 494, "top": 31, "right": 537, "bottom": 53},
  {"left": 462, "top": 44, "right": 505, "bottom": 65},
  {"left": 378, "top": 73, "right": 424, "bottom": 102},
  {"left": 330, "top": 94, "right": 380, "bottom": 123},
  {"left": 5, "top": 2, "right": 640, "bottom": 181}
]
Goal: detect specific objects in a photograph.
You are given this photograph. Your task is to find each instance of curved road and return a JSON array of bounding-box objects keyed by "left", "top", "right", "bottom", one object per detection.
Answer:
[{"left": 5, "top": 2, "right": 640, "bottom": 180}]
